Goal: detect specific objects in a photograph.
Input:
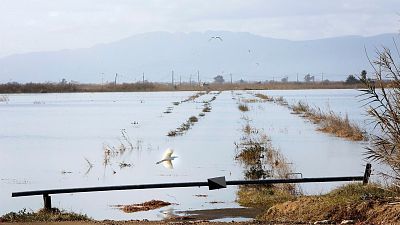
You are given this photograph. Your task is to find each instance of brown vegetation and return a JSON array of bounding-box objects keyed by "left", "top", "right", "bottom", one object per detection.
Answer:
[
  {"left": 361, "top": 46, "right": 400, "bottom": 182},
  {"left": 114, "top": 200, "right": 171, "bottom": 213},
  {"left": 235, "top": 108, "right": 297, "bottom": 208},
  {"left": 0, "top": 208, "right": 90, "bottom": 222},
  {"left": 290, "top": 101, "right": 367, "bottom": 141},
  {"left": 0, "top": 81, "right": 369, "bottom": 94},
  {"left": 259, "top": 183, "right": 400, "bottom": 224},
  {"left": 238, "top": 104, "right": 249, "bottom": 112}
]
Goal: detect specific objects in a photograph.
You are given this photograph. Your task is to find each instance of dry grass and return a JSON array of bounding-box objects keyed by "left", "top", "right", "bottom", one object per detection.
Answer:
[
  {"left": 0, "top": 208, "right": 90, "bottom": 222},
  {"left": 290, "top": 101, "right": 367, "bottom": 141},
  {"left": 254, "top": 93, "right": 273, "bottom": 101},
  {"left": 238, "top": 104, "right": 249, "bottom": 112},
  {"left": 181, "top": 92, "right": 206, "bottom": 103},
  {"left": 273, "top": 96, "right": 288, "bottom": 106},
  {"left": 360, "top": 46, "right": 400, "bottom": 183},
  {"left": 0, "top": 81, "right": 369, "bottom": 94},
  {"left": 114, "top": 200, "right": 171, "bottom": 213},
  {"left": 260, "top": 183, "right": 400, "bottom": 224},
  {"left": 237, "top": 186, "right": 296, "bottom": 210},
  {"left": 189, "top": 116, "right": 198, "bottom": 123},
  {"left": 202, "top": 104, "right": 211, "bottom": 112},
  {"left": 235, "top": 118, "right": 297, "bottom": 208}
]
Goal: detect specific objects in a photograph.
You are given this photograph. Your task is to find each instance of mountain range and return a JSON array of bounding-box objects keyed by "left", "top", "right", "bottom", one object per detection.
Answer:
[{"left": 0, "top": 31, "right": 398, "bottom": 83}]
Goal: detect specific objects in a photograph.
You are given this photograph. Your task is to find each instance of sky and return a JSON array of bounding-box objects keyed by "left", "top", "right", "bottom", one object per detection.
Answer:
[{"left": 0, "top": 0, "right": 399, "bottom": 58}]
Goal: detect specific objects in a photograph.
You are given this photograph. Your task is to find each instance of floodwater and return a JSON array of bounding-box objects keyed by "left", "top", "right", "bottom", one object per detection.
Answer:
[{"left": 0, "top": 89, "right": 373, "bottom": 220}]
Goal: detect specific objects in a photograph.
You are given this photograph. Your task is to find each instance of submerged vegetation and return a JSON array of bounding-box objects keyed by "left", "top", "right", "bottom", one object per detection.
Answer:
[
  {"left": 287, "top": 100, "right": 367, "bottom": 141},
  {"left": 238, "top": 103, "right": 249, "bottom": 112},
  {"left": 235, "top": 97, "right": 298, "bottom": 218},
  {"left": 167, "top": 92, "right": 220, "bottom": 137}
]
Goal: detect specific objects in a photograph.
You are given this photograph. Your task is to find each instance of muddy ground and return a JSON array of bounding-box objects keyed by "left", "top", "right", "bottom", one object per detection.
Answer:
[{"left": 0, "top": 222, "right": 282, "bottom": 225}]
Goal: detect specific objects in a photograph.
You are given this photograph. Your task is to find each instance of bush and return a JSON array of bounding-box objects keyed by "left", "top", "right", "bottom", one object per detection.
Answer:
[{"left": 361, "top": 46, "right": 400, "bottom": 182}]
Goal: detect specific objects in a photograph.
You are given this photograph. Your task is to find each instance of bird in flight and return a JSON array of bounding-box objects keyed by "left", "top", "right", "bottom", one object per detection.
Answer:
[
  {"left": 156, "top": 148, "right": 178, "bottom": 169},
  {"left": 209, "top": 36, "right": 223, "bottom": 41}
]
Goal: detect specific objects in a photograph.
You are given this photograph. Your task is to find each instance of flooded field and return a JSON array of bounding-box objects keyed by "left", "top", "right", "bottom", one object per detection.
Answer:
[{"left": 0, "top": 89, "right": 372, "bottom": 221}]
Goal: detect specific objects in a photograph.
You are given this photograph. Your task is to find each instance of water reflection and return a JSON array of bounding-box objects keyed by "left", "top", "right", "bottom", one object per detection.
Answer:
[{"left": 0, "top": 90, "right": 372, "bottom": 220}]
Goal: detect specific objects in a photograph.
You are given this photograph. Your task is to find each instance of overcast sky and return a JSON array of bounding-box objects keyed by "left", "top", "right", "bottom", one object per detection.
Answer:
[{"left": 0, "top": 0, "right": 399, "bottom": 57}]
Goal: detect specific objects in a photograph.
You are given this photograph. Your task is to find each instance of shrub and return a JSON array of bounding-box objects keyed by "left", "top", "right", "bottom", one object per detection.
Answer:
[{"left": 361, "top": 46, "right": 400, "bottom": 182}]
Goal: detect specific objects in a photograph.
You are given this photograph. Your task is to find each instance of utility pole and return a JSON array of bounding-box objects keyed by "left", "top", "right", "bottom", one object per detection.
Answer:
[
  {"left": 189, "top": 74, "right": 192, "bottom": 86},
  {"left": 230, "top": 73, "right": 233, "bottom": 84},
  {"left": 321, "top": 72, "right": 324, "bottom": 82},
  {"left": 296, "top": 73, "right": 299, "bottom": 82},
  {"left": 114, "top": 73, "right": 118, "bottom": 85},
  {"left": 179, "top": 75, "right": 181, "bottom": 86},
  {"left": 172, "top": 70, "right": 174, "bottom": 86},
  {"left": 197, "top": 70, "right": 200, "bottom": 86},
  {"left": 142, "top": 72, "right": 145, "bottom": 84}
]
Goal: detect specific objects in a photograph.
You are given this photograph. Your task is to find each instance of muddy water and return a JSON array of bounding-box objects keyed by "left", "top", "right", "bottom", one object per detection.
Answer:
[{"left": 0, "top": 90, "right": 371, "bottom": 220}]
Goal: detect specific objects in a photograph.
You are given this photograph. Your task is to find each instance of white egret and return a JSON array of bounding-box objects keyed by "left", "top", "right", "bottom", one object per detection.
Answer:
[{"left": 156, "top": 148, "right": 178, "bottom": 169}]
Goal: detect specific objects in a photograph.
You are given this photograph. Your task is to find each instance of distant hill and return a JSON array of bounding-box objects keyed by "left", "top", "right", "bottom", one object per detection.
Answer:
[{"left": 0, "top": 31, "right": 398, "bottom": 83}]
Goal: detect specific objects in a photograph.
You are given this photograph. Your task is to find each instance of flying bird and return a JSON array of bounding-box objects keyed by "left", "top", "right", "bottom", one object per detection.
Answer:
[
  {"left": 209, "top": 36, "right": 223, "bottom": 41},
  {"left": 156, "top": 148, "right": 178, "bottom": 169}
]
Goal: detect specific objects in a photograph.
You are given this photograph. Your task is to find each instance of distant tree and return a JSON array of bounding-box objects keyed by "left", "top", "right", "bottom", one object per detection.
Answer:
[
  {"left": 304, "top": 74, "right": 314, "bottom": 82},
  {"left": 60, "top": 78, "right": 67, "bottom": 85},
  {"left": 213, "top": 75, "right": 225, "bottom": 83},
  {"left": 360, "top": 70, "right": 367, "bottom": 81},
  {"left": 281, "top": 77, "right": 288, "bottom": 82},
  {"left": 345, "top": 75, "right": 359, "bottom": 84}
]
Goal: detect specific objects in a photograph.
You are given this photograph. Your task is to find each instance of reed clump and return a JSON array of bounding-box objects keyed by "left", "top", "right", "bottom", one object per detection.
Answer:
[
  {"left": 289, "top": 101, "right": 366, "bottom": 141},
  {"left": 181, "top": 92, "right": 206, "bottom": 103},
  {"left": 238, "top": 104, "right": 249, "bottom": 112},
  {"left": 273, "top": 96, "right": 288, "bottom": 106},
  {"left": 360, "top": 45, "right": 400, "bottom": 183},
  {"left": 202, "top": 104, "right": 211, "bottom": 112},
  {"left": 189, "top": 116, "right": 198, "bottom": 123},
  {"left": 235, "top": 121, "right": 298, "bottom": 213},
  {"left": 255, "top": 93, "right": 273, "bottom": 101}
]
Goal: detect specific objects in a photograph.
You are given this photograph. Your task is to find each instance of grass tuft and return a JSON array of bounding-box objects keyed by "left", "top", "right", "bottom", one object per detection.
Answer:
[
  {"left": 189, "top": 116, "right": 198, "bottom": 123},
  {"left": 0, "top": 208, "right": 90, "bottom": 222},
  {"left": 238, "top": 104, "right": 249, "bottom": 112},
  {"left": 289, "top": 100, "right": 367, "bottom": 141}
]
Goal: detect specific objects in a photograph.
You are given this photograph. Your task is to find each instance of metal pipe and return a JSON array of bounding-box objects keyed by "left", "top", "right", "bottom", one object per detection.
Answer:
[{"left": 12, "top": 176, "right": 364, "bottom": 197}]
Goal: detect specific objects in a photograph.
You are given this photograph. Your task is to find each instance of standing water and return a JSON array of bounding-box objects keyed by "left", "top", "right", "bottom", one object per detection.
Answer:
[{"left": 0, "top": 89, "right": 371, "bottom": 220}]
